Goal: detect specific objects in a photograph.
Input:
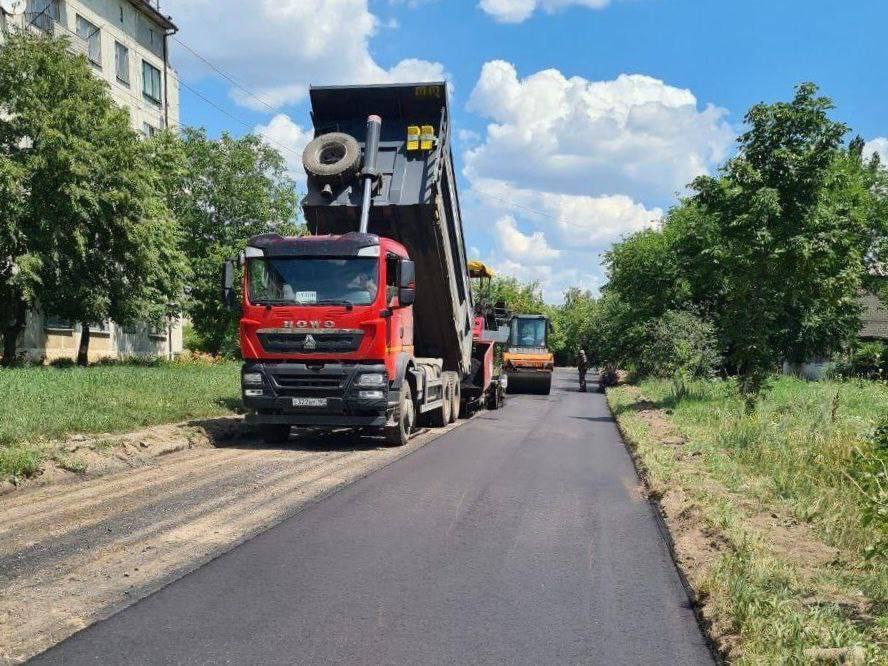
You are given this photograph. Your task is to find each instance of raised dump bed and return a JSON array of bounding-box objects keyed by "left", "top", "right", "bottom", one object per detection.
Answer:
[{"left": 301, "top": 83, "right": 473, "bottom": 375}]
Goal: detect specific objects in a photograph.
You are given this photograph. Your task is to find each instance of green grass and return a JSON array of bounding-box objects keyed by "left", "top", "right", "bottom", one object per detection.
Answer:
[
  {"left": 609, "top": 377, "right": 888, "bottom": 664},
  {"left": 0, "top": 361, "right": 241, "bottom": 479}
]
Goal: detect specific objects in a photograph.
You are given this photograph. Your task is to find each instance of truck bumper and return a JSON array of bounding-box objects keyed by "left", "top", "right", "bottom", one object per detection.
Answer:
[{"left": 241, "top": 361, "right": 395, "bottom": 428}]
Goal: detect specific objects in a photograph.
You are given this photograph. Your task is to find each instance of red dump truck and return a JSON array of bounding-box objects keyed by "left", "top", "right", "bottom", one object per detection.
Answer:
[{"left": 223, "top": 83, "right": 507, "bottom": 445}]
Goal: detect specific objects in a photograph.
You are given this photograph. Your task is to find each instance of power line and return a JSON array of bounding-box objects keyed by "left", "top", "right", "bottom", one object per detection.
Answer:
[
  {"left": 473, "top": 189, "right": 558, "bottom": 221},
  {"left": 172, "top": 37, "right": 279, "bottom": 115},
  {"left": 31, "top": 15, "right": 301, "bottom": 160},
  {"left": 176, "top": 79, "right": 303, "bottom": 160}
]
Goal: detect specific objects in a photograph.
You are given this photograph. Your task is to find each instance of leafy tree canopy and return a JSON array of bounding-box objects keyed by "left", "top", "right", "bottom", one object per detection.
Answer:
[
  {"left": 0, "top": 33, "right": 188, "bottom": 365},
  {"left": 155, "top": 128, "right": 300, "bottom": 355}
]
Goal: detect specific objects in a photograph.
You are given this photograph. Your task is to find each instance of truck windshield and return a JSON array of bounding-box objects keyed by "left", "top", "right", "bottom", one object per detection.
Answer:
[
  {"left": 509, "top": 318, "right": 547, "bottom": 348},
  {"left": 247, "top": 257, "right": 379, "bottom": 306}
]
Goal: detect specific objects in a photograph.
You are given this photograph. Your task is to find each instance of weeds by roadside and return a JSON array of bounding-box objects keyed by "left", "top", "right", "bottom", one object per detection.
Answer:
[
  {"left": 0, "top": 361, "right": 241, "bottom": 480},
  {"left": 609, "top": 377, "right": 887, "bottom": 663}
]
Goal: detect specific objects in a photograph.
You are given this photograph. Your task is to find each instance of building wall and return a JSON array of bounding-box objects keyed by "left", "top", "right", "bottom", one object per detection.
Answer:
[
  {"left": 2, "top": 1, "right": 184, "bottom": 361},
  {"left": 860, "top": 288, "right": 888, "bottom": 341},
  {"left": 2, "top": 0, "right": 179, "bottom": 133},
  {"left": 20, "top": 312, "right": 183, "bottom": 363}
]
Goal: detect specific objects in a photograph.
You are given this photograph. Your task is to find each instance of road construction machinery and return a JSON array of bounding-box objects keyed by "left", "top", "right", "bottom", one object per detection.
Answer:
[
  {"left": 503, "top": 314, "right": 554, "bottom": 395},
  {"left": 224, "top": 83, "right": 506, "bottom": 445}
]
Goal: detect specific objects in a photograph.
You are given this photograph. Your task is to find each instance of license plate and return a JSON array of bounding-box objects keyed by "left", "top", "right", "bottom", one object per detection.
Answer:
[{"left": 292, "top": 397, "right": 327, "bottom": 408}]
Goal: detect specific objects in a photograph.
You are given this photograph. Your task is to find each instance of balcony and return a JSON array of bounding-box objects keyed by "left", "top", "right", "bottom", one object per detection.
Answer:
[{"left": 16, "top": 4, "right": 88, "bottom": 60}]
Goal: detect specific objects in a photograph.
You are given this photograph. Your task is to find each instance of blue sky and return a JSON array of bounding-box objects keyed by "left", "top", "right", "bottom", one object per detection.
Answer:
[{"left": 165, "top": 0, "right": 888, "bottom": 301}]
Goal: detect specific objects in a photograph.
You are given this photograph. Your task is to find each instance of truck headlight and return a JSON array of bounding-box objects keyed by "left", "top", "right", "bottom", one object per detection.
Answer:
[
  {"left": 358, "top": 390, "right": 384, "bottom": 400},
  {"left": 243, "top": 372, "right": 263, "bottom": 385},
  {"left": 244, "top": 389, "right": 264, "bottom": 397},
  {"left": 356, "top": 373, "right": 385, "bottom": 387}
]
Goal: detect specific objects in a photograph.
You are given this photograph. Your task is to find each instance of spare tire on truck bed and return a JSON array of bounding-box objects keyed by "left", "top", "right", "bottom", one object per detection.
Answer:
[{"left": 302, "top": 132, "right": 361, "bottom": 184}]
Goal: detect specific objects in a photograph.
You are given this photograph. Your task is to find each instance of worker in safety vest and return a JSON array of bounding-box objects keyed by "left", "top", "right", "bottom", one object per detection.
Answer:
[{"left": 577, "top": 350, "right": 588, "bottom": 392}]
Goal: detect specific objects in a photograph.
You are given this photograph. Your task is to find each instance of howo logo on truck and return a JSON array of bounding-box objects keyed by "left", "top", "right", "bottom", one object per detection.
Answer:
[{"left": 282, "top": 321, "right": 335, "bottom": 329}]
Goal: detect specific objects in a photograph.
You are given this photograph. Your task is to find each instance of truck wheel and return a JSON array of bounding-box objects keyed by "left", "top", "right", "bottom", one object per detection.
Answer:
[
  {"left": 429, "top": 378, "right": 451, "bottom": 427},
  {"left": 384, "top": 382, "right": 414, "bottom": 446},
  {"left": 302, "top": 132, "right": 361, "bottom": 184},
  {"left": 449, "top": 373, "right": 460, "bottom": 423},
  {"left": 259, "top": 424, "right": 290, "bottom": 445},
  {"left": 486, "top": 386, "right": 500, "bottom": 410}
]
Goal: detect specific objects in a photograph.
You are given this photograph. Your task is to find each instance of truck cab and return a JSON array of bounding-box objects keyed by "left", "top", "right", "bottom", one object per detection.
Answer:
[{"left": 236, "top": 232, "right": 416, "bottom": 437}]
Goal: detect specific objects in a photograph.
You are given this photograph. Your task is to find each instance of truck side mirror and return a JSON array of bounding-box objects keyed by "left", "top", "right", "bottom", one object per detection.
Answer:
[
  {"left": 221, "top": 260, "right": 238, "bottom": 311},
  {"left": 398, "top": 259, "right": 416, "bottom": 306}
]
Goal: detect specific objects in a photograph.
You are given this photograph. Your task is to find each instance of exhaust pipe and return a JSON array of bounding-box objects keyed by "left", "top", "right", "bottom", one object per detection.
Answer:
[{"left": 358, "top": 114, "right": 382, "bottom": 234}]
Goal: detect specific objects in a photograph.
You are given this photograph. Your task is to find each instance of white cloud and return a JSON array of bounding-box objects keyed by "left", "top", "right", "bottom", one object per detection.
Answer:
[
  {"left": 475, "top": 178, "right": 661, "bottom": 247},
  {"left": 864, "top": 137, "right": 888, "bottom": 165},
  {"left": 479, "top": 0, "right": 612, "bottom": 23},
  {"left": 253, "top": 114, "right": 313, "bottom": 182},
  {"left": 457, "top": 129, "right": 481, "bottom": 145},
  {"left": 165, "top": 0, "right": 445, "bottom": 110},
  {"left": 461, "top": 61, "right": 724, "bottom": 301},
  {"left": 480, "top": 254, "right": 601, "bottom": 302},
  {"left": 469, "top": 182, "right": 658, "bottom": 301},
  {"left": 466, "top": 61, "right": 734, "bottom": 202},
  {"left": 493, "top": 215, "right": 560, "bottom": 263}
]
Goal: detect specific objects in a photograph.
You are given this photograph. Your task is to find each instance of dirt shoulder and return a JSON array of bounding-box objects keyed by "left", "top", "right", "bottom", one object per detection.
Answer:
[
  {"left": 0, "top": 419, "right": 463, "bottom": 664},
  {"left": 607, "top": 385, "right": 884, "bottom": 664},
  {"left": 1, "top": 416, "right": 243, "bottom": 496}
]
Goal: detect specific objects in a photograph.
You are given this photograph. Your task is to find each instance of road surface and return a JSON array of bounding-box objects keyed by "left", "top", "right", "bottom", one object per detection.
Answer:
[{"left": 33, "top": 369, "right": 713, "bottom": 665}]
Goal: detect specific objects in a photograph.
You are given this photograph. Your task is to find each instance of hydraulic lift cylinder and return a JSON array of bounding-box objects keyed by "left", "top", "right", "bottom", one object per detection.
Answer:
[{"left": 359, "top": 114, "right": 382, "bottom": 234}]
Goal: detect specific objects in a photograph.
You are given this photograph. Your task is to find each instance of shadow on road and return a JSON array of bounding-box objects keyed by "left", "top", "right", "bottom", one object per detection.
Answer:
[
  {"left": 569, "top": 415, "right": 615, "bottom": 423},
  {"left": 205, "top": 418, "right": 409, "bottom": 454}
]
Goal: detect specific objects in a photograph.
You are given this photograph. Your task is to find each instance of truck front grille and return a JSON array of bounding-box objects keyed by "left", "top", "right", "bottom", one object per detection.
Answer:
[
  {"left": 272, "top": 371, "right": 345, "bottom": 397},
  {"left": 258, "top": 330, "right": 363, "bottom": 354}
]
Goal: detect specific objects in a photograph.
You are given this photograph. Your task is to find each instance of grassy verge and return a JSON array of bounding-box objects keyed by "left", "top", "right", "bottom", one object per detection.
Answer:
[
  {"left": 0, "top": 361, "right": 241, "bottom": 480},
  {"left": 608, "top": 377, "right": 887, "bottom": 664}
]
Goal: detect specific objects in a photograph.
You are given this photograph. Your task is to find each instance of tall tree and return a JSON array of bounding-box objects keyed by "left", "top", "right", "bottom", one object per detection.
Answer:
[
  {"left": 690, "top": 83, "right": 876, "bottom": 405},
  {"left": 550, "top": 287, "right": 597, "bottom": 363},
  {"left": 473, "top": 275, "right": 546, "bottom": 318},
  {"left": 159, "top": 129, "right": 299, "bottom": 355},
  {"left": 0, "top": 33, "right": 188, "bottom": 365},
  {"left": 0, "top": 154, "right": 27, "bottom": 365}
]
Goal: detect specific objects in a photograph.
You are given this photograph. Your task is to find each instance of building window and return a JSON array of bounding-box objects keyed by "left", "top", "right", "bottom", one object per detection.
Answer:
[
  {"left": 114, "top": 41, "right": 129, "bottom": 85},
  {"left": 25, "top": 0, "right": 60, "bottom": 32},
  {"left": 119, "top": 4, "right": 124, "bottom": 23},
  {"left": 142, "top": 60, "right": 162, "bottom": 105},
  {"left": 142, "top": 122, "right": 157, "bottom": 137},
  {"left": 75, "top": 15, "right": 102, "bottom": 68},
  {"left": 44, "top": 315, "right": 73, "bottom": 331}
]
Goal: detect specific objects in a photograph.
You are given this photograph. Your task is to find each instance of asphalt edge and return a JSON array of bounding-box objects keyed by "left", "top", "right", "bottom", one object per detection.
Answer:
[{"left": 603, "top": 385, "right": 725, "bottom": 666}]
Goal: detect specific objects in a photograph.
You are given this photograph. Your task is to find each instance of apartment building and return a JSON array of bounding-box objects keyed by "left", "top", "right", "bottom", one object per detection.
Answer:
[{"left": 1, "top": 0, "right": 184, "bottom": 361}]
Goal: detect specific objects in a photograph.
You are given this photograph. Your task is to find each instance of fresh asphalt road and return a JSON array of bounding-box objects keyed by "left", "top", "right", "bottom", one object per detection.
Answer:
[{"left": 33, "top": 369, "right": 713, "bottom": 665}]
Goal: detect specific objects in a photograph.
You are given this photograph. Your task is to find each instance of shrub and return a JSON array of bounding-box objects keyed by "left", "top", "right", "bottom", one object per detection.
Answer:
[
  {"left": 0, "top": 446, "right": 43, "bottom": 478},
  {"left": 850, "top": 415, "right": 888, "bottom": 560},
  {"left": 636, "top": 310, "right": 721, "bottom": 399},
  {"left": 48, "top": 357, "right": 77, "bottom": 369},
  {"left": 833, "top": 341, "right": 886, "bottom": 380}
]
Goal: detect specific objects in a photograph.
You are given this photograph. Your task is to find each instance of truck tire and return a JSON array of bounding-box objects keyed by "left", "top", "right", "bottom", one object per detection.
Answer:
[
  {"left": 302, "top": 132, "right": 361, "bottom": 184},
  {"left": 449, "top": 374, "right": 460, "bottom": 423},
  {"left": 429, "top": 378, "right": 451, "bottom": 427},
  {"left": 384, "top": 382, "right": 414, "bottom": 446},
  {"left": 259, "top": 423, "right": 290, "bottom": 445},
  {"left": 486, "top": 383, "right": 503, "bottom": 410}
]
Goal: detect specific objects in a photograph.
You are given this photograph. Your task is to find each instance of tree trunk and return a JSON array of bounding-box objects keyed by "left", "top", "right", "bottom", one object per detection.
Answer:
[
  {"left": 1, "top": 299, "right": 27, "bottom": 367},
  {"left": 77, "top": 324, "right": 91, "bottom": 366}
]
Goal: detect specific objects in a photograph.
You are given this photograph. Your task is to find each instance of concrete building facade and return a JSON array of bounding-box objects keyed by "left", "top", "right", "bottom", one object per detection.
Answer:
[{"left": 1, "top": 0, "right": 184, "bottom": 361}]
